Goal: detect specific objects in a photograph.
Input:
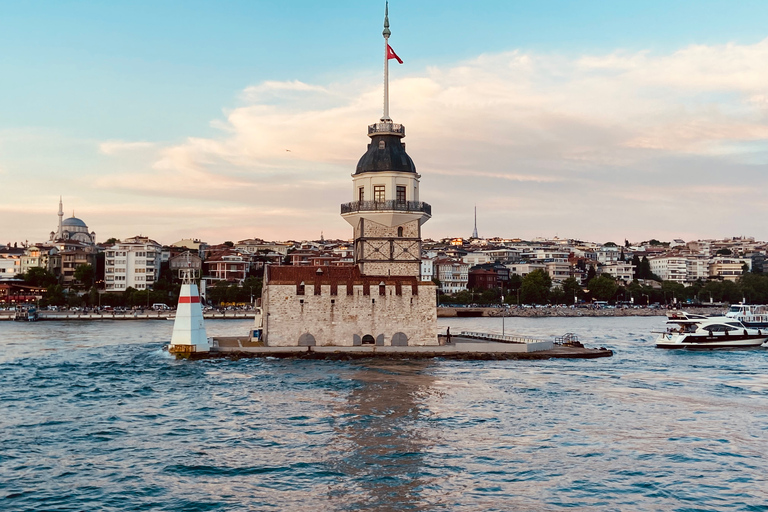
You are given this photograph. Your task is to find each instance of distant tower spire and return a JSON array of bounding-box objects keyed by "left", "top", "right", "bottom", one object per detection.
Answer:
[
  {"left": 472, "top": 205, "right": 479, "bottom": 239},
  {"left": 57, "top": 196, "right": 63, "bottom": 238},
  {"left": 382, "top": 1, "right": 392, "bottom": 121}
]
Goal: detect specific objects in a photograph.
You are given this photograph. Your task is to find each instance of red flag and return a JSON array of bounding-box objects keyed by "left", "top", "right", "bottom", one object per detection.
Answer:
[{"left": 387, "top": 44, "right": 403, "bottom": 64}]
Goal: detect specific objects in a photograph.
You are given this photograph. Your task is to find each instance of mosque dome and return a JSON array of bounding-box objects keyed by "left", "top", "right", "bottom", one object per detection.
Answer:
[
  {"left": 355, "top": 134, "right": 416, "bottom": 175},
  {"left": 62, "top": 217, "right": 88, "bottom": 229}
]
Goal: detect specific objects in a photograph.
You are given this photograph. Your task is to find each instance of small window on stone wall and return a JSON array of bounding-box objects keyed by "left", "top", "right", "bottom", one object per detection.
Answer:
[
  {"left": 378, "top": 140, "right": 385, "bottom": 149},
  {"left": 397, "top": 227, "right": 403, "bottom": 237},
  {"left": 297, "top": 282, "right": 305, "bottom": 295}
]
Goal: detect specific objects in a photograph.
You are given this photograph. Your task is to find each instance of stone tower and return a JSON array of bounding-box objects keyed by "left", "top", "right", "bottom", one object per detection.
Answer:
[{"left": 340, "top": 2, "right": 431, "bottom": 277}]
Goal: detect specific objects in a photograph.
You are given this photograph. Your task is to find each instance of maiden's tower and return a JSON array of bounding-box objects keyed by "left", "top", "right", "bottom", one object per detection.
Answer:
[{"left": 260, "top": 4, "right": 438, "bottom": 347}]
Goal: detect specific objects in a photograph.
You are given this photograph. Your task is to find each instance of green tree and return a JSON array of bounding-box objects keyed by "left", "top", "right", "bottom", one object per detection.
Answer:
[
  {"left": 631, "top": 255, "right": 641, "bottom": 279},
  {"left": 562, "top": 277, "right": 582, "bottom": 303},
  {"left": 73, "top": 264, "right": 95, "bottom": 289},
  {"left": 586, "top": 264, "right": 597, "bottom": 284},
  {"left": 22, "top": 267, "right": 58, "bottom": 287},
  {"left": 716, "top": 248, "right": 732, "bottom": 256},
  {"left": 589, "top": 275, "right": 619, "bottom": 301},
  {"left": 520, "top": 269, "right": 551, "bottom": 305}
]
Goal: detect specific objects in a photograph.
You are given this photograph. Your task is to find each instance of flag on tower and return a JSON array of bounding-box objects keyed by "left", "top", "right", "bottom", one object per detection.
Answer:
[{"left": 387, "top": 44, "right": 403, "bottom": 64}]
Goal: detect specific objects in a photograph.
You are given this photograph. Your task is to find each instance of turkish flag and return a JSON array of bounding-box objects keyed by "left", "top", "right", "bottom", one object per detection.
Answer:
[{"left": 387, "top": 44, "right": 403, "bottom": 64}]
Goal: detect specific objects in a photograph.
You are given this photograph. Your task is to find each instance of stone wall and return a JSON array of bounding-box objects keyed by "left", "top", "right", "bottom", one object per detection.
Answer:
[
  {"left": 263, "top": 281, "right": 438, "bottom": 347},
  {"left": 356, "top": 218, "right": 421, "bottom": 276}
]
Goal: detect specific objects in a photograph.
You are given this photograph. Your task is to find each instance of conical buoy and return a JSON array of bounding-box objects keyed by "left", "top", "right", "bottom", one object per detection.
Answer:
[{"left": 168, "top": 270, "right": 209, "bottom": 356}]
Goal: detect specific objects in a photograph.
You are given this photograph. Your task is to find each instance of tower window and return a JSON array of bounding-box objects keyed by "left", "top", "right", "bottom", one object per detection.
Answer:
[
  {"left": 378, "top": 140, "right": 385, "bottom": 149},
  {"left": 374, "top": 185, "right": 385, "bottom": 202},
  {"left": 397, "top": 227, "right": 404, "bottom": 237},
  {"left": 396, "top": 186, "right": 406, "bottom": 203},
  {"left": 358, "top": 187, "right": 364, "bottom": 202}
]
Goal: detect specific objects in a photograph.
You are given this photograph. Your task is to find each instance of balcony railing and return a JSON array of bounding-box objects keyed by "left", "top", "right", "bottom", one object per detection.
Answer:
[
  {"left": 341, "top": 200, "right": 431, "bottom": 216},
  {"left": 368, "top": 122, "right": 405, "bottom": 136}
]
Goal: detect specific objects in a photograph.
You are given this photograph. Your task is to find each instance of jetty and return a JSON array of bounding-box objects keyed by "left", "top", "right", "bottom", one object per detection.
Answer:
[{"left": 173, "top": 331, "right": 613, "bottom": 361}]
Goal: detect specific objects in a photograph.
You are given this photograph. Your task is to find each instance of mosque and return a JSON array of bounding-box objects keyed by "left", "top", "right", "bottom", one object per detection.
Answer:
[
  {"left": 259, "top": 5, "right": 439, "bottom": 347},
  {"left": 49, "top": 197, "right": 96, "bottom": 245}
]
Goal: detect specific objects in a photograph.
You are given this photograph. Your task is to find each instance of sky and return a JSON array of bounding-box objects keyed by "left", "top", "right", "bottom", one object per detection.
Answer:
[{"left": 3, "top": 0, "right": 768, "bottom": 245}]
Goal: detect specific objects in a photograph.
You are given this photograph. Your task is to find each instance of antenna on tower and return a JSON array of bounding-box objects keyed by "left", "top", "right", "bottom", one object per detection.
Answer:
[
  {"left": 472, "top": 205, "right": 479, "bottom": 239},
  {"left": 382, "top": 1, "right": 391, "bottom": 121}
]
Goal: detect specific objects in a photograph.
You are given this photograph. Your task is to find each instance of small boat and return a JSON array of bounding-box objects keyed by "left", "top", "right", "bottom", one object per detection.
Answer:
[
  {"left": 656, "top": 313, "right": 768, "bottom": 349},
  {"left": 13, "top": 305, "right": 39, "bottom": 322},
  {"left": 724, "top": 304, "right": 768, "bottom": 328}
]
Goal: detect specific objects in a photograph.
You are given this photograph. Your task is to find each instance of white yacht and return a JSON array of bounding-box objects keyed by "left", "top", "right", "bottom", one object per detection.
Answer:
[
  {"left": 724, "top": 304, "right": 768, "bottom": 328},
  {"left": 656, "top": 313, "right": 768, "bottom": 349}
]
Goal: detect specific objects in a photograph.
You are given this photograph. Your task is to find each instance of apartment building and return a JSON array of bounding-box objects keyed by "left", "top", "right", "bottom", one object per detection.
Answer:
[{"left": 104, "top": 236, "right": 161, "bottom": 292}]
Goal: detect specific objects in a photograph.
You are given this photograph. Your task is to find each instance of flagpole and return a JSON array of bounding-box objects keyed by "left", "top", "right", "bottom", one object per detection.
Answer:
[{"left": 382, "top": 1, "right": 391, "bottom": 121}]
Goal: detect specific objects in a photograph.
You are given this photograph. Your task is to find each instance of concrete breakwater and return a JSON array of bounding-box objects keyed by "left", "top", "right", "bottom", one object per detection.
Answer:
[
  {"left": 0, "top": 311, "right": 255, "bottom": 321},
  {"left": 437, "top": 306, "right": 718, "bottom": 318}
]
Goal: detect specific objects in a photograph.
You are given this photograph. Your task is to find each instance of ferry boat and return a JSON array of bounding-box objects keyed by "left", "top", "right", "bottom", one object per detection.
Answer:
[
  {"left": 13, "top": 305, "right": 39, "bottom": 322},
  {"left": 724, "top": 304, "right": 768, "bottom": 328},
  {"left": 656, "top": 313, "right": 768, "bottom": 349}
]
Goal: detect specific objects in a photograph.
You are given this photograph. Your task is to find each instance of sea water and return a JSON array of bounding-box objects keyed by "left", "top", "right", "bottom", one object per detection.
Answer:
[{"left": 1, "top": 317, "right": 767, "bottom": 511}]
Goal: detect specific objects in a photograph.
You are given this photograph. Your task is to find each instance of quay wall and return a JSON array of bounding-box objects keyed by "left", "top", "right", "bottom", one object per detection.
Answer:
[
  {"left": 437, "top": 307, "right": 717, "bottom": 318},
  {"left": 0, "top": 311, "right": 255, "bottom": 321}
]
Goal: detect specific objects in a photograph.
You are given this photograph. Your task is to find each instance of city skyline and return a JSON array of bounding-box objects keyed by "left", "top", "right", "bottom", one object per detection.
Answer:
[{"left": 3, "top": 1, "right": 768, "bottom": 243}]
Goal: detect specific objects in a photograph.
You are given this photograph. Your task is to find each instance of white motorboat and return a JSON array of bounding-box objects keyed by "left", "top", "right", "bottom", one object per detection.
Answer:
[
  {"left": 724, "top": 304, "right": 768, "bottom": 328},
  {"left": 656, "top": 314, "right": 768, "bottom": 349}
]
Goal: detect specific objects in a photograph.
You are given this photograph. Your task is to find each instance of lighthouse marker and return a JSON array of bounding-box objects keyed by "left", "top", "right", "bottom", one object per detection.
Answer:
[{"left": 168, "top": 268, "right": 209, "bottom": 356}]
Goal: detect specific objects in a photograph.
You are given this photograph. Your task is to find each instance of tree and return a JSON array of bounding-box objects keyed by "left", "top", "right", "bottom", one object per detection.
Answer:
[
  {"left": 22, "top": 267, "right": 58, "bottom": 287},
  {"left": 589, "top": 275, "right": 619, "bottom": 301},
  {"left": 586, "top": 265, "right": 597, "bottom": 284},
  {"left": 632, "top": 255, "right": 641, "bottom": 279},
  {"left": 73, "top": 264, "right": 95, "bottom": 289},
  {"left": 716, "top": 248, "right": 732, "bottom": 256},
  {"left": 520, "top": 269, "right": 551, "bottom": 305},
  {"left": 603, "top": 241, "right": 618, "bottom": 247},
  {"left": 562, "top": 277, "right": 582, "bottom": 303},
  {"left": 103, "top": 237, "right": 118, "bottom": 245}
]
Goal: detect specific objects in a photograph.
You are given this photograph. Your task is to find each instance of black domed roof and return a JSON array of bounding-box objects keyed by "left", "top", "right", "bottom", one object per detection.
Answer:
[{"left": 355, "top": 134, "right": 416, "bottom": 175}]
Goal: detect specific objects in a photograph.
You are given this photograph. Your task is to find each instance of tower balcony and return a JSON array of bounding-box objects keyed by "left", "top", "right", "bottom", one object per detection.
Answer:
[
  {"left": 341, "top": 200, "right": 431, "bottom": 216},
  {"left": 368, "top": 122, "right": 405, "bottom": 137}
]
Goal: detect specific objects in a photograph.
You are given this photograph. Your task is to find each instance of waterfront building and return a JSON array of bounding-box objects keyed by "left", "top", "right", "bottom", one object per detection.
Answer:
[
  {"left": 49, "top": 198, "right": 96, "bottom": 245},
  {"left": 708, "top": 257, "right": 749, "bottom": 282},
  {"left": 171, "top": 239, "right": 209, "bottom": 260},
  {"left": 0, "top": 255, "right": 21, "bottom": 280},
  {"left": 598, "top": 263, "right": 635, "bottom": 284},
  {"left": 204, "top": 250, "right": 250, "bottom": 283},
  {"left": 649, "top": 256, "right": 688, "bottom": 284},
  {"left": 48, "top": 240, "right": 97, "bottom": 288},
  {"left": 104, "top": 236, "right": 161, "bottom": 292},
  {"left": 235, "top": 239, "right": 291, "bottom": 257},
  {"left": 260, "top": 6, "right": 438, "bottom": 347},
  {"left": 20, "top": 245, "right": 56, "bottom": 275},
  {"left": 435, "top": 258, "right": 469, "bottom": 293},
  {"left": 420, "top": 257, "right": 434, "bottom": 282}
]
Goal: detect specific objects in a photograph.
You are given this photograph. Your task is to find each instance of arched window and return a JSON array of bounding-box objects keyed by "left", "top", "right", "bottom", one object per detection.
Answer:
[{"left": 397, "top": 227, "right": 403, "bottom": 237}]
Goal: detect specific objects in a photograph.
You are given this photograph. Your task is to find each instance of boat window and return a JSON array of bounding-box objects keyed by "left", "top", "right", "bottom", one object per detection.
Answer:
[
  {"left": 726, "top": 322, "right": 744, "bottom": 328},
  {"left": 728, "top": 307, "right": 741, "bottom": 313}
]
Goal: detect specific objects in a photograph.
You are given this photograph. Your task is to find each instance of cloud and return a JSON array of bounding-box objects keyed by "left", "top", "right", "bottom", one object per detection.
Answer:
[
  {"left": 9, "top": 39, "right": 768, "bottom": 243},
  {"left": 99, "top": 140, "right": 156, "bottom": 155}
]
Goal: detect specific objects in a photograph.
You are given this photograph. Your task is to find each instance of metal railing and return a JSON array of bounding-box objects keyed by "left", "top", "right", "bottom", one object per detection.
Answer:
[
  {"left": 459, "top": 331, "right": 544, "bottom": 344},
  {"left": 368, "top": 122, "right": 405, "bottom": 136},
  {"left": 341, "top": 200, "right": 431, "bottom": 215}
]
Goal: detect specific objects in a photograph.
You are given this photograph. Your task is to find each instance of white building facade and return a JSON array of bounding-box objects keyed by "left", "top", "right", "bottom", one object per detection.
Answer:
[{"left": 104, "top": 236, "right": 162, "bottom": 292}]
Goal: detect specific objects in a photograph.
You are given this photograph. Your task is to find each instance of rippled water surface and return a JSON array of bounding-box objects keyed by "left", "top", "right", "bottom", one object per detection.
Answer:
[{"left": 2, "top": 317, "right": 767, "bottom": 511}]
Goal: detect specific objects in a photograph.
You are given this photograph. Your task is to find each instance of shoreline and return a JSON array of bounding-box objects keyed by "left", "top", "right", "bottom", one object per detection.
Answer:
[
  {"left": 0, "top": 311, "right": 255, "bottom": 321},
  {"left": 437, "top": 306, "right": 719, "bottom": 318}
]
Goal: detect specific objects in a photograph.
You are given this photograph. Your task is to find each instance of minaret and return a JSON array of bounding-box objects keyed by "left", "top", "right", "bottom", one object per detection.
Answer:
[
  {"left": 57, "top": 197, "right": 63, "bottom": 239},
  {"left": 472, "top": 205, "right": 479, "bottom": 239},
  {"left": 340, "top": 2, "right": 431, "bottom": 277}
]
